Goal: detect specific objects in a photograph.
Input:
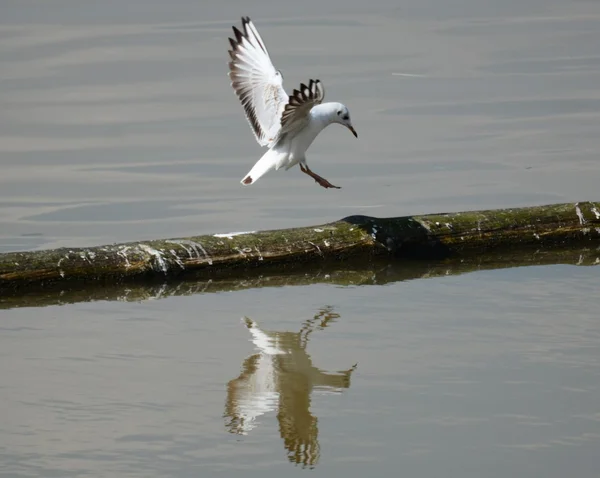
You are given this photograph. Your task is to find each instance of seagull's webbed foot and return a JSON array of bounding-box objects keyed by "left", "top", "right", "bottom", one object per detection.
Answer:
[{"left": 300, "top": 164, "right": 341, "bottom": 189}]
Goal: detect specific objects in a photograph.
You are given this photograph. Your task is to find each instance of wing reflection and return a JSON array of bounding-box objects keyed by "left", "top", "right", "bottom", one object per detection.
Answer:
[{"left": 224, "top": 306, "right": 357, "bottom": 468}]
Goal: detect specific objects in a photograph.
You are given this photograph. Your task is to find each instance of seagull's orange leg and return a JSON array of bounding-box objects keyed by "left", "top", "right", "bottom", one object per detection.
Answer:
[{"left": 299, "top": 164, "right": 341, "bottom": 189}]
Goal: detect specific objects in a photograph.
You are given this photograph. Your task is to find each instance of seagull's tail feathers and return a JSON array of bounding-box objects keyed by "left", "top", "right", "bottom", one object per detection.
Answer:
[{"left": 241, "top": 149, "right": 282, "bottom": 186}]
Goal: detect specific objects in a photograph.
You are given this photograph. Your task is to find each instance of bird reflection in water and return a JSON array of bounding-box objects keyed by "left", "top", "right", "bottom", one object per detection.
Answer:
[{"left": 224, "top": 306, "right": 357, "bottom": 468}]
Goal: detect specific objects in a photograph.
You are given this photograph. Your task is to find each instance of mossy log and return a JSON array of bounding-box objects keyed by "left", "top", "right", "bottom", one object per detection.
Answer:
[{"left": 1, "top": 201, "right": 599, "bottom": 293}]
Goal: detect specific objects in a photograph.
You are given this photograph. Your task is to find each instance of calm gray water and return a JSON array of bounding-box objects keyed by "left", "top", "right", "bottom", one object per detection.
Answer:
[
  {"left": 1, "top": 0, "right": 600, "bottom": 476},
  {"left": 1, "top": 262, "right": 600, "bottom": 476},
  {"left": 2, "top": 0, "right": 600, "bottom": 251}
]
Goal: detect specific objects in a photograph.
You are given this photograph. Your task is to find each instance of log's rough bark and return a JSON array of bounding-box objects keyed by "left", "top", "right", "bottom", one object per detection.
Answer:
[{"left": 1, "top": 201, "right": 599, "bottom": 292}]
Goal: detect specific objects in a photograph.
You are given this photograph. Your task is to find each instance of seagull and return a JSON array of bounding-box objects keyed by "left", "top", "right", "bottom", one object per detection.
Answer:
[{"left": 228, "top": 17, "right": 357, "bottom": 189}]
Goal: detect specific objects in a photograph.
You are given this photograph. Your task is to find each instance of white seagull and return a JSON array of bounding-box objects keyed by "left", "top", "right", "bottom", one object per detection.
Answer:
[{"left": 228, "top": 17, "right": 357, "bottom": 189}]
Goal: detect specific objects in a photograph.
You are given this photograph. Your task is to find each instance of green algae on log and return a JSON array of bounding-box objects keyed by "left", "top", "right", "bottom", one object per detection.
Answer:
[{"left": 1, "top": 201, "right": 599, "bottom": 292}]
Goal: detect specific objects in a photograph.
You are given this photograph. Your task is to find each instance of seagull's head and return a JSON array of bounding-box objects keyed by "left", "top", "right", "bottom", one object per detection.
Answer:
[{"left": 331, "top": 103, "right": 357, "bottom": 138}]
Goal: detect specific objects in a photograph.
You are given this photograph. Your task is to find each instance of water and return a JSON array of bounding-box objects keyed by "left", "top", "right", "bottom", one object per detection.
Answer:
[
  {"left": 2, "top": 0, "right": 600, "bottom": 251},
  {"left": 1, "top": 0, "right": 600, "bottom": 476},
  {"left": 1, "top": 258, "right": 599, "bottom": 476}
]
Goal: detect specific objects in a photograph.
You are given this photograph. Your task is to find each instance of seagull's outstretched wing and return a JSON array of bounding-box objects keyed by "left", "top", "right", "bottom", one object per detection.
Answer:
[
  {"left": 278, "top": 79, "right": 325, "bottom": 139},
  {"left": 228, "top": 17, "right": 288, "bottom": 147}
]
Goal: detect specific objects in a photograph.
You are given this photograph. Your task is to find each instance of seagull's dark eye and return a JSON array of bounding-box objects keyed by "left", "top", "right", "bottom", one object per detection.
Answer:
[{"left": 337, "top": 110, "right": 342, "bottom": 116}]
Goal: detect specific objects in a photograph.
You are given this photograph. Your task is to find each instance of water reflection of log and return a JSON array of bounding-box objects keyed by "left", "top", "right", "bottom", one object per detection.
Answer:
[
  {"left": 2, "top": 201, "right": 599, "bottom": 292},
  {"left": 224, "top": 307, "right": 356, "bottom": 469},
  {"left": 2, "top": 244, "right": 598, "bottom": 308}
]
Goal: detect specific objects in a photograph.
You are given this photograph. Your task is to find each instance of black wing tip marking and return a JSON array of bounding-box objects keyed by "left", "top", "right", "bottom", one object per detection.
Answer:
[
  {"left": 289, "top": 79, "right": 322, "bottom": 104},
  {"left": 228, "top": 16, "right": 265, "bottom": 57},
  {"left": 231, "top": 25, "right": 244, "bottom": 46}
]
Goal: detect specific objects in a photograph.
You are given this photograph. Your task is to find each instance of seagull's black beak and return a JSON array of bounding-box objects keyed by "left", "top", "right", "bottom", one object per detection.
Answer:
[{"left": 347, "top": 125, "right": 358, "bottom": 138}]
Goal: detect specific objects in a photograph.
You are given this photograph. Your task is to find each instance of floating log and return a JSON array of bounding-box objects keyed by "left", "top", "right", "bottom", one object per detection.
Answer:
[
  {"left": 1, "top": 201, "right": 599, "bottom": 294},
  {"left": 1, "top": 244, "right": 598, "bottom": 308}
]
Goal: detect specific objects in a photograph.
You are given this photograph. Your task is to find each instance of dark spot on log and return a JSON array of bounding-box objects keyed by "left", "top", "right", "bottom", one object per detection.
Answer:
[
  {"left": 243, "top": 176, "right": 252, "bottom": 185},
  {"left": 386, "top": 237, "right": 396, "bottom": 252}
]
